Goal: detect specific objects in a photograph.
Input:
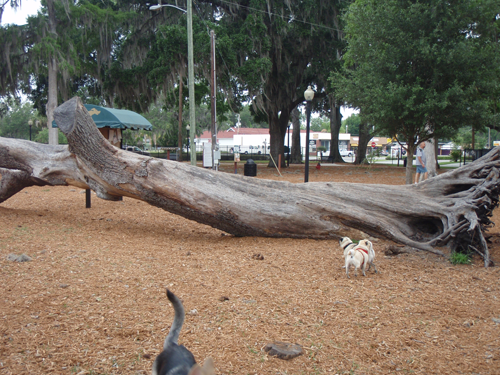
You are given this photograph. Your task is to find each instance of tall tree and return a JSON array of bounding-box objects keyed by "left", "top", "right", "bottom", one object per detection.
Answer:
[
  {"left": 2, "top": 0, "right": 351, "bottom": 164},
  {"left": 342, "top": 113, "right": 360, "bottom": 135},
  {"left": 208, "top": 0, "right": 347, "bottom": 167},
  {"left": 1, "top": 0, "right": 147, "bottom": 117},
  {"left": 331, "top": 0, "right": 500, "bottom": 183},
  {"left": 326, "top": 94, "right": 343, "bottom": 162},
  {"left": 0, "top": 101, "right": 36, "bottom": 139}
]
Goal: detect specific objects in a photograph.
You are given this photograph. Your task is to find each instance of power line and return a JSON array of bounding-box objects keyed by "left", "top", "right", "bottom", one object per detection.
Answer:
[
  {"left": 216, "top": 0, "right": 342, "bottom": 33},
  {"left": 191, "top": 0, "right": 342, "bottom": 85}
]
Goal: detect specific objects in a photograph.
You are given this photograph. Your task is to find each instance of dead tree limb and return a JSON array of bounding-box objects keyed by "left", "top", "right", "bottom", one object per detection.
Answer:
[{"left": 1, "top": 97, "right": 499, "bottom": 266}]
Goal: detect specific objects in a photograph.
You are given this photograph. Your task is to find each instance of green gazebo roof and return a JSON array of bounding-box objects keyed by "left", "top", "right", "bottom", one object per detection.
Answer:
[{"left": 53, "top": 104, "right": 152, "bottom": 131}]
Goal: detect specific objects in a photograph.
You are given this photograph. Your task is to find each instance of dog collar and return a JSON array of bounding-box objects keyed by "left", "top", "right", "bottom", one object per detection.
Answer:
[{"left": 343, "top": 242, "right": 353, "bottom": 250}]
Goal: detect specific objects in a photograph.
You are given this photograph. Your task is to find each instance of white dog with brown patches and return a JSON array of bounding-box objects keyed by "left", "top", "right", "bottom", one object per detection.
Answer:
[
  {"left": 358, "top": 239, "right": 378, "bottom": 274},
  {"left": 345, "top": 240, "right": 378, "bottom": 278}
]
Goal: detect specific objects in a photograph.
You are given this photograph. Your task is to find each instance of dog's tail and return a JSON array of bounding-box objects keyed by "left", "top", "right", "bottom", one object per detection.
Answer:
[
  {"left": 164, "top": 289, "right": 185, "bottom": 349},
  {"left": 368, "top": 241, "right": 374, "bottom": 259}
]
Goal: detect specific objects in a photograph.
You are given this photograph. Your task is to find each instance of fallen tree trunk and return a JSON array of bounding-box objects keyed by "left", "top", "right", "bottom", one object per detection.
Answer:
[{"left": 1, "top": 97, "right": 499, "bottom": 266}]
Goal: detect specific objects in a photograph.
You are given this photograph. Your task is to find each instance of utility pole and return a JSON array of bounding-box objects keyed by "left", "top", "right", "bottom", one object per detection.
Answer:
[
  {"left": 178, "top": 77, "right": 183, "bottom": 162},
  {"left": 210, "top": 30, "right": 217, "bottom": 170},
  {"left": 187, "top": 0, "right": 196, "bottom": 165},
  {"left": 150, "top": 2, "right": 195, "bottom": 164}
]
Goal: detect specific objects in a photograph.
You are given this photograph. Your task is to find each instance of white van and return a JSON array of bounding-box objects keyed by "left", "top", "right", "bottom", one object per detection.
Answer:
[{"left": 339, "top": 149, "right": 354, "bottom": 157}]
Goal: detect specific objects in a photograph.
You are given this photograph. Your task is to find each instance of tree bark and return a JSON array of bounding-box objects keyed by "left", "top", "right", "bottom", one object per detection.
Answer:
[
  {"left": 2, "top": 97, "right": 499, "bottom": 267},
  {"left": 355, "top": 121, "right": 370, "bottom": 165},
  {"left": 424, "top": 139, "right": 437, "bottom": 179},
  {"left": 328, "top": 95, "right": 344, "bottom": 163},
  {"left": 47, "top": 0, "right": 59, "bottom": 146},
  {"left": 290, "top": 107, "right": 302, "bottom": 164},
  {"left": 406, "top": 142, "right": 416, "bottom": 185},
  {"left": 267, "top": 107, "right": 290, "bottom": 168}
]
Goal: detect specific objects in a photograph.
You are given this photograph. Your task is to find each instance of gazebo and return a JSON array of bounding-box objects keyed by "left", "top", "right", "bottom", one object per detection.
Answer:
[{"left": 53, "top": 104, "right": 153, "bottom": 148}]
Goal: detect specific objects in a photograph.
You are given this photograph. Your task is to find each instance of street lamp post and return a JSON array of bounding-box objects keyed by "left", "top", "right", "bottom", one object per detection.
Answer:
[
  {"left": 150, "top": 2, "right": 196, "bottom": 166},
  {"left": 304, "top": 86, "right": 315, "bottom": 183},
  {"left": 28, "top": 119, "right": 33, "bottom": 141}
]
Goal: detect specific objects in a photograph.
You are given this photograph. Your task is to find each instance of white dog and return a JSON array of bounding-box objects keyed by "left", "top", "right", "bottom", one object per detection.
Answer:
[
  {"left": 339, "top": 237, "right": 357, "bottom": 261},
  {"left": 357, "top": 239, "right": 378, "bottom": 274},
  {"left": 345, "top": 247, "right": 369, "bottom": 278}
]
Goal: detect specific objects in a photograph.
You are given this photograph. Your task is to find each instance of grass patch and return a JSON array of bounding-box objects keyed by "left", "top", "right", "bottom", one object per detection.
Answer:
[{"left": 450, "top": 252, "right": 471, "bottom": 265}]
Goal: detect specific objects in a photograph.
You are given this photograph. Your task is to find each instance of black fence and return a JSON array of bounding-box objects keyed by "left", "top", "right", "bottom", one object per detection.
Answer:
[
  {"left": 463, "top": 148, "right": 493, "bottom": 164},
  {"left": 147, "top": 147, "right": 271, "bottom": 162}
]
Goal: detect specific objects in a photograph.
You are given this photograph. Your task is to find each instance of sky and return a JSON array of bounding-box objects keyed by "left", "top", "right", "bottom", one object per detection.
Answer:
[
  {"left": 1, "top": 1, "right": 359, "bottom": 119},
  {"left": 1, "top": 0, "right": 41, "bottom": 26},
  {"left": 340, "top": 106, "right": 358, "bottom": 119}
]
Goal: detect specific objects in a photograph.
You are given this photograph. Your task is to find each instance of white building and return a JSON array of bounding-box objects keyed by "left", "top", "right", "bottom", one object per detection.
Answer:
[{"left": 197, "top": 127, "right": 353, "bottom": 155}]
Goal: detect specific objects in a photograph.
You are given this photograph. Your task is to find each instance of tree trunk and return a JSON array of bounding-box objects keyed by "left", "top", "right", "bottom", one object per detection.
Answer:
[
  {"left": 47, "top": 0, "right": 59, "bottom": 146},
  {"left": 328, "top": 95, "right": 344, "bottom": 163},
  {"left": 434, "top": 137, "right": 440, "bottom": 170},
  {"left": 355, "top": 121, "right": 370, "bottom": 165},
  {"left": 267, "top": 109, "right": 290, "bottom": 168},
  {"left": 1, "top": 97, "right": 499, "bottom": 267},
  {"left": 406, "top": 142, "right": 416, "bottom": 185},
  {"left": 424, "top": 139, "right": 437, "bottom": 178},
  {"left": 290, "top": 107, "right": 302, "bottom": 164}
]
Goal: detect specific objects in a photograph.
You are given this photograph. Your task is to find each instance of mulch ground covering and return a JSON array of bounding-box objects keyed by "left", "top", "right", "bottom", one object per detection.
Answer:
[{"left": 1, "top": 162, "right": 499, "bottom": 375}]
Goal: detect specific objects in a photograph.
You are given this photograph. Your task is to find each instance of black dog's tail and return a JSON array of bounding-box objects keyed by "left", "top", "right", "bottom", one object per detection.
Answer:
[{"left": 164, "top": 289, "right": 185, "bottom": 349}]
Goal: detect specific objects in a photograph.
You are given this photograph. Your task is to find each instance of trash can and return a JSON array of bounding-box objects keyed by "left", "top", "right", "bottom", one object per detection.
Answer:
[{"left": 244, "top": 159, "right": 257, "bottom": 177}]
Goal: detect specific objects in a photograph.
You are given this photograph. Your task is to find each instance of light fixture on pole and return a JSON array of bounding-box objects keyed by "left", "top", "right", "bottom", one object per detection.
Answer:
[
  {"left": 150, "top": 2, "right": 196, "bottom": 166},
  {"left": 304, "top": 86, "right": 314, "bottom": 183},
  {"left": 28, "top": 119, "right": 33, "bottom": 141},
  {"left": 149, "top": 4, "right": 186, "bottom": 12}
]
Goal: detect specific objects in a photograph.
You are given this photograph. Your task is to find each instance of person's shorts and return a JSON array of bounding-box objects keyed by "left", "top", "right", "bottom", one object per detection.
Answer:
[{"left": 416, "top": 165, "right": 427, "bottom": 174}]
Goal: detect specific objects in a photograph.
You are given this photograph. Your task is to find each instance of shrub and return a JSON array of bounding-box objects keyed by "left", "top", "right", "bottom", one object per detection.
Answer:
[
  {"left": 450, "top": 252, "right": 471, "bottom": 265},
  {"left": 450, "top": 149, "right": 462, "bottom": 162}
]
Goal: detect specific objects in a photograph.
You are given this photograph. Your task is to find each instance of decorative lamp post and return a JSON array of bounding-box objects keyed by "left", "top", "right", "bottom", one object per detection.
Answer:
[
  {"left": 150, "top": 2, "right": 196, "bottom": 166},
  {"left": 28, "top": 119, "right": 33, "bottom": 141},
  {"left": 304, "top": 86, "right": 315, "bottom": 183}
]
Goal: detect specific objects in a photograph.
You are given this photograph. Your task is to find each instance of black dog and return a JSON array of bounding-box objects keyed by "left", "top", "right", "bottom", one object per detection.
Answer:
[{"left": 152, "top": 289, "right": 215, "bottom": 375}]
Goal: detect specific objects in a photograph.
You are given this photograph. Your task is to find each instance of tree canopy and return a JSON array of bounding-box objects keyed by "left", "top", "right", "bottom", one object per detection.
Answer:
[
  {"left": 331, "top": 0, "right": 500, "bottom": 181},
  {"left": 1, "top": 0, "right": 350, "bottom": 165}
]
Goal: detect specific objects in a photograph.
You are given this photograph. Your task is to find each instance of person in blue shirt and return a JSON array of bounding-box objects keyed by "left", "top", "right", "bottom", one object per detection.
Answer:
[{"left": 415, "top": 142, "right": 428, "bottom": 184}]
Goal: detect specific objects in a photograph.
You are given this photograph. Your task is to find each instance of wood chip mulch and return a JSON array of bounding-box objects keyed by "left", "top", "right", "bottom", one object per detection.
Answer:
[{"left": 1, "top": 163, "right": 500, "bottom": 374}]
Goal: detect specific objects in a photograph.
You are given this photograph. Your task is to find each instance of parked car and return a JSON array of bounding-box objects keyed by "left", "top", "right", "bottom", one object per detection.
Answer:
[
  {"left": 339, "top": 149, "right": 354, "bottom": 157},
  {"left": 380, "top": 150, "right": 389, "bottom": 156},
  {"left": 123, "top": 146, "right": 150, "bottom": 156}
]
